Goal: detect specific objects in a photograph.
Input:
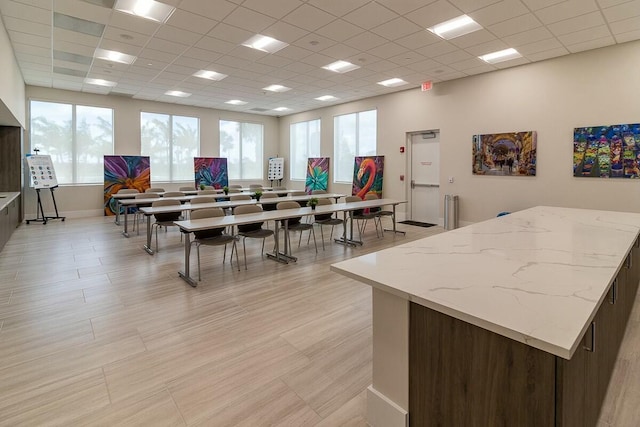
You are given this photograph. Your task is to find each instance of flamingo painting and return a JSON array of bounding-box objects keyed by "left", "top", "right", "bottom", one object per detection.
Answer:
[{"left": 352, "top": 156, "right": 384, "bottom": 200}]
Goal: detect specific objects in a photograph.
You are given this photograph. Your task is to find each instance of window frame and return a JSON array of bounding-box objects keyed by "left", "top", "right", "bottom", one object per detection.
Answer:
[
  {"left": 219, "top": 118, "right": 265, "bottom": 180},
  {"left": 289, "top": 118, "right": 321, "bottom": 181},
  {"left": 333, "top": 109, "right": 377, "bottom": 184}
]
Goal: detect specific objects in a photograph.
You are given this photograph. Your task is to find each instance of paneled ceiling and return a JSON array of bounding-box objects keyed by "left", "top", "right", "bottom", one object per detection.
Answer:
[{"left": 1, "top": 0, "right": 638, "bottom": 116}]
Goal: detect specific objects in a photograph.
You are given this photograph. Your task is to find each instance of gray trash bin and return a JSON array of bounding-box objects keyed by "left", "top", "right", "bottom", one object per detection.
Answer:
[{"left": 444, "top": 194, "right": 459, "bottom": 230}]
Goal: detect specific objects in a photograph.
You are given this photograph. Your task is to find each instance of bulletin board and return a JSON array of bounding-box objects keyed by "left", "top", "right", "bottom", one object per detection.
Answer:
[
  {"left": 25, "top": 154, "right": 58, "bottom": 189},
  {"left": 268, "top": 157, "right": 284, "bottom": 181}
]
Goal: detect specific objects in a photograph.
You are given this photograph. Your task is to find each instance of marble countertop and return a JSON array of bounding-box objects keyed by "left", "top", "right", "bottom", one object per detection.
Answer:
[
  {"left": 0, "top": 192, "right": 20, "bottom": 212},
  {"left": 331, "top": 206, "right": 640, "bottom": 359}
]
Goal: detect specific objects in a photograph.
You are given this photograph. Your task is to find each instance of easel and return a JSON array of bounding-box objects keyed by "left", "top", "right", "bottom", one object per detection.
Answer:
[
  {"left": 25, "top": 148, "right": 66, "bottom": 225},
  {"left": 26, "top": 186, "right": 65, "bottom": 224}
]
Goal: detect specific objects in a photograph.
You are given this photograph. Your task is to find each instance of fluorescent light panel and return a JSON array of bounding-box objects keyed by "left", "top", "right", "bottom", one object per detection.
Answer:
[
  {"left": 378, "top": 78, "right": 407, "bottom": 87},
  {"left": 242, "top": 34, "right": 288, "bottom": 53},
  {"left": 114, "top": 0, "right": 175, "bottom": 23},
  {"left": 315, "top": 95, "right": 337, "bottom": 101},
  {"left": 263, "top": 84, "right": 291, "bottom": 93},
  {"left": 273, "top": 107, "right": 289, "bottom": 112},
  {"left": 85, "top": 78, "right": 117, "bottom": 87},
  {"left": 322, "top": 60, "right": 360, "bottom": 73},
  {"left": 479, "top": 48, "right": 522, "bottom": 64},
  {"left": 226, "top": 100, "right": 248, "bottom": 105},
  {"left": 193, "top": 70, "right": 228, "bottom": 81},
  {"left": 427, "top": 15, "right": 482, "bottom": 40},
  {"left": 94, "top": 48, "right": 136, "bottom": 64},
  {"left": 165, "top": 90, "right": 191, "bottom": 97}
]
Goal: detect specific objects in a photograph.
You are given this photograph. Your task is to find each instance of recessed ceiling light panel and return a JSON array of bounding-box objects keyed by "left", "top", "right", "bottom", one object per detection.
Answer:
[
  {"left": 193, "top": 70, "right": 228, "bottom": 81},
  {"left": 479, "top": 48, "right": 522, "bottom": 64},
  {"left": 273, "top": 107, "right": 290, "bottom": 111},
  {"left": 242, "top": 34, "right": 289, "bottom": 53},
  {"left": 377, "top": 78, "right": 408, "bottom": 87},
  {"left": 85, "top": 78, "right": 117, "bottom": 87},
  {"left": 114, "top": 0, "right": 175, "bottom": 23},
  {"left": 315, "top": 95, "right": 338, "bottom": 101},
  {"left": 263, "top": 84, "right": 291, "bottom": 93},
  {"left": 226, "top": 100, "right": 248, "bottom": 105},
  {"left": 322, "top": 60, "right": 360, "bottom": 73},
  {"left": 95, "top": 48, "right": 136, "bottom": 64},
  {"left": 165, "top": 90, "right": 191, "bottom": 97},
  {"left": 427, "top": 15, "right": 482, "bottom": 40}
]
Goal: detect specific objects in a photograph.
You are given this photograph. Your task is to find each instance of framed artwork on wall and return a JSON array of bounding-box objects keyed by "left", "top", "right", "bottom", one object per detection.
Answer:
[
  {"left": 573, "top": 124, "right": 640, "bottom": 178},
  {"left": 305, "top": 157, "right": 329, "bottom": 194},
  {"left": 103, "top": 155, "right": 150, "bottom": 216},
  {"left": 473, "top": 131, "right": 537, "bottom": 176}
]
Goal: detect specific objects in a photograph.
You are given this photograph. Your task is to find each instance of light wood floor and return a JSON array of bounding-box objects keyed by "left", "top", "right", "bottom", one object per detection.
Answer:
[{"left": 1, "top": 215, "right": 639, "bottom": 426}]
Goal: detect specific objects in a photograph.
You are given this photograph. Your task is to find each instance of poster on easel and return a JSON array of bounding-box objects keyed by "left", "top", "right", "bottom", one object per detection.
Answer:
[
  {"left": 268, "top": 157, "right": 284, "bottom": 184},
  {"left": 194, "top": 157, "right": 228, "bottom": 189},
  {"left": 103, "top": 155, "right": 151, "bottom": 216},
  {"left": 305, "top": 157, "right": 329, "bottom": 194},
  {"left": 25, "top": 154, "right": 58, "bottom": 189},
  {"left": 352, "top": 156, "right": 384, "bottom": 199}
]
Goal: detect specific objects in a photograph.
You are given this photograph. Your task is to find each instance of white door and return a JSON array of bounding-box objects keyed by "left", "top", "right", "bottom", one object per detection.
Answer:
[{"left": 410, "top": 131, "right": 440, "bottom": 224}]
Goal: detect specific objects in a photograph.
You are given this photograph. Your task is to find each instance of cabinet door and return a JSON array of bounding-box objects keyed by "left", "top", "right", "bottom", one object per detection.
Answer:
[{"left": 556, "top": 347, "right": 586, "bottom": 427}]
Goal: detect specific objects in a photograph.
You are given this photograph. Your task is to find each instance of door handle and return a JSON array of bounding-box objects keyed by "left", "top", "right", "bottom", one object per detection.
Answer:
[
  {"left": 583, "top": 321, "right": 596, "bottom": 352},
  {"left": 410, "top": 180, "right": 415, "bottom": 189}
]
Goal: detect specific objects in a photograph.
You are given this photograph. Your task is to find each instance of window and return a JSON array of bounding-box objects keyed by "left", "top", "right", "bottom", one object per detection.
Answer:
[
  {"left": 334, "top": 109, "right": 377, "bottom": 183},
  {"left": 29, "top": 100, "right": 114, "bottom": 184},
  {"left": 290, "top": 119, "right": 321, "bottom": 180},
  {"left": 141, "top": 112, "right": 199, "bottom": 182},
  {"left": 220, "top": 120, "right": 263, "bottom": 180}
]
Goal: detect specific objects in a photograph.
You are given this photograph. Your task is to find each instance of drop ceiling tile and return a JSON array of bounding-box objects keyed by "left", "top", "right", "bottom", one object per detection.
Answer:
[
  {"left": 193, "top": 36, "right": 236, "bottom": 54},
  {"left": 99, "top": 39, "right": 142, "bottom": 56},
  {"left": 414, "top": 40, "right": 458, "bottom": 57},
  {"left": 242, "top": 0, "right": 303, "bottom": 19},
  {"left": 138, "top": 48, "right": 179, "bottom": 63},
  {"left": 450, "top": 57, "right": 489, "bottom": 71},
  {"left": 163, "top": 63, "right": 198, "bottom": 76},
  {"left": 525, "top": 46, "right": 569, "bottom": 61},
  {"left": 548, "top": 11, "right": 606, "bottom": 36},
  {"left": 226, "top": 46, "right": 269, "bottom": 62},
  {"left": 534, "top": 0, "right": 599, "bottom": 25},
  {"left": 216, "top": 55, "right": 252, "bottom": 69},
  {"left": 262, "top": 21, "right": 308, "bottom": 44},
  {"left": 488, "top": 13, "right": 542, "bottom": 37},
  {"left": 371, "top": 17, "right": 423, "bottom": 40},
  {"left": 521, "top": 0, "right": 566, "bottom": 11},
  {"left": 434, "top": 49, "right": 475, "bottom": 65},
  {"left": 282, "top": 61, "right": 315, "bottom": 73},
  {"left": 282, "top": 4, "right": 336, "bottom": 32},
  {"left": 12, "top": 42, "right": 49, "bottom": 57},
  {"left": 315, "top": 19, "right": 364, "bottom": 42},
  {"left": 109, "top": 12, "right": 160, "bottom": 35},
  {"left": 395, "top": 30, "right": 441, "bottom": 50},
  {"left": 145, "top": 38, "right": 189, "bottom": 56},
  {"left": 610, "top": 15, "right": 640, "bottom": 34},
  {"left": 54, "top": 0, "right": 111, "bottom": 24},
  {"left": 16, "top": 53, "right": 52, "bottom": 65},
  {"left": 461, "top": 63, "right": 497, "bottom": 75},
  {"left": 53, "top": 59, "right": 90, "bottom": 72},
  {"left": 182, "top": 47, "right": 223, "bottom": 62},
  {"left": 1, "top": 1, "right": 50, "bottom": 23},
  {"left": 565, "top": 35, "right": 615, "bottom": 53},
  {"left": 375, "top": 0, "right": 437, "bottom": 14},
  {"left": 102, "top": 27, "right": 149, "bottom": 47},
  {"left": 469, "top": 0, "right": 529, "bottom": 27},
  {"left": 8, "top": 31, "right": 49, "bottom": 48},
  {"left": 178, "top": 0, "right": 237, "bottom": 20},
  {"left": 388, "top": 51, "right": 428, "bottom": 66},
  {"left": 516, "top": 37, "right": 563, "bottom": 54},
  {"left": 557, "top": 24, "right": 612, "bottom": 45},
  {"left": 407, "top": 0, "right": 464, "bottom": 28},
  {"left": 275, "top": 44, "right": 314, "bottom": 61},
  {"left": 502, "top": 26, "right": 554, "bottom": 46},
  {"left": 223, "top": 6, "right": 277, "bottom": 32},
  {"left": 407, "top": 58, "right": 442, "bottom": 72},
  {"left": 52, "top": 40, "right": 95, "bottom": 56},
  {"left": 596, "top": 0, "right": 632, "bottom": 7},
  {"left": 603, "top": 0, "right": 640, "bottom": 22},
  {"left": 257, "top": 54, "right": 294, "bottom": 68},
  {"left": 614, "top": 28, "right": 640, "bottom": 43},
  {"left": 294, "top": 33, "right": 337, "bottom": 52},
  {"left": 464, "top": 39, "right": 510, "bottom": 56},
  {"left": 307, "top": 0, "right": 369, "bottom": 17},
  {"left": 342, "top": 2, "right": 398, "bottom": 30},
  {"left": 344, "top": 31, "right": 388, "bottom": 51},
  {"left": 205, "top": 23, "right": 251, "bottom": 45},
  {"left": 449, "top": 29, "right": 498, "bottom": 49},
  {"left": 166, "top": 9, "right": 217, "bottom": 34},
  {"left": 448, "top": 0, "right": 502, "bottom": 12},
  {"left": 367, "top": 42, "right": 409, "bottom": 59},
  {"left": 3, "top": 17, "right": 50, "bottom": 37},
  {"left": 301, "top": 50, "right": 344, "bottom": 66},
  {"left": 492, "top": 56, "right": 530, "bottom": 68},
  {"left": 155, "top": 25, "right": 202, "bottom": 46}
]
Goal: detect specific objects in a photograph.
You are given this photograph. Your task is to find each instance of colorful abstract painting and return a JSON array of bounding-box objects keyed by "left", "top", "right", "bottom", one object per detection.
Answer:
[
  {"left": 103, "top": 155, "right": 150, "bottom": 216},
  {"left": 573, "top": 124, "right": 640, "bottom": 178},
  {"left": 305, "top": 157, "right": 329, "bottom": 194},
  {"left": 352, "top": 156, "right": 384, "bottom": 199},
  {"left": 473, "top": 131, "right": 537, "bottom": 176},
  {"left": 194, "top": 157, "right": 228, "bottom": 189}
]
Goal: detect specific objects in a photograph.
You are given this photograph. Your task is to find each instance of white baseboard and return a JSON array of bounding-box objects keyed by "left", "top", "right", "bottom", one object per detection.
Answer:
[
  {"left": 22, "top": 209, "right": 104, "bottom": 221},
  {"left": 367, "top": 385, "right": 408, "bottom": 427}
]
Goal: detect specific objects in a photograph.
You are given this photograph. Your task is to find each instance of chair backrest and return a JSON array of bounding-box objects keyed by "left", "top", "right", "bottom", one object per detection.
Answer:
[
  {"left": 276, "top": 201, "right": 301, "bottom": 225},
  {"left": 273, "top": 186, "right": 287, "bottom": 191},
  {"left": 190, "top": 196, "right": 216, "bottom": 204},
  {"left": 135, "top": 193, "right": 159, "bottom": 199},
  {"left": 179, "top": 186, "right": 195, "bottom": 191},
  {"left": 229, "top": 184, "right": 242, "bottom": 189},
  {"left": 315, "top": 198, "right": 334, "bottom": 221},
  {"left": 198, "top": 190, "right": 218, "bottom": 195},
  {"left": 190, "top": 207, "right": 226, "bottom": 238},
  {"left": 311, "top": 189, "right": 327, "bottom": 194},
  {"left": 234, "top": 204, "right": 264, "bottom": 232},
  {"left": 249, "top": 184, "right": 263, "bottom": 189},
  {"left": 364, "top": 192, "right": 381, "bottom": 212},
  {"left": 163, "top": 191, "right": 185, "bottom": 197},
  {"left": 117, "top": 188, "right": 139, "bottom": 194},
  {"left": 203, "top": 185, "right": 215, "bottom": 190},
  {"left": 230, "top": 194, "right": 251, "bottom": 201},
  {"left": 317, "top": 198, "right": 333, "bottom": 206},
  {"left": 289, "top": 191, "right": 306, "bottom": 197},
  {"left": 146, "top": 187, "right": 165, "bottom": 193},
  {"left": 260, "top": 192, "right": 278, "bottom": 211},
  {"left": 260, "top": 192, "right": 278, "bottom": 199},
  {"left": 346, "top": 195, "right": 364, "bottom": 215},
  {"left": 152, "top": 199, "right": 182, "bottom": 222},
  {"left": 228, "top": 189, "right": 241, "bottom": 193}
]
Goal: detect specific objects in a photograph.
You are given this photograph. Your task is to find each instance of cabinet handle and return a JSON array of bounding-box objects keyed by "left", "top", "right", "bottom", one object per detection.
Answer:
[
  {"left": 583, "top": 321, "right": 596, "bottom": 352},
  {"left": 626, "top": 255, "right": 633, "bottom": 269},
  {"left": 609, "top": 279, "right": 617, "bottom": 305}
]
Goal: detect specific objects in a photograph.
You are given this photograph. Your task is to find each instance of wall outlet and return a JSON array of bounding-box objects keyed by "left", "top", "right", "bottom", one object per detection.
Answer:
[{"left": 448, "top": 177, "right": 454, "bottom": 183}]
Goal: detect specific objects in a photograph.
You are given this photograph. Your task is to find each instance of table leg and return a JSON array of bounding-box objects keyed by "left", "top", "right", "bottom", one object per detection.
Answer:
[
  {"left": 143, "top": 214, "right": 154, "bottom": 255},
  {"left": 122, "top": 207, "right": 130, "bottom": 237},
  {"left": 178, "top": 230, "right": 197, "bottom": 287},
  {"left": 115, "top": 198, "right": 121, "bottom": 225},
  {"left": 384, "top": 203, "right": 406, "bottom": 235},
  {"left": 267, "top": 219, "right": 291, "bottom": 264},
  {"left": 335, "top": 210, "right": 359, "bottom": 246}
]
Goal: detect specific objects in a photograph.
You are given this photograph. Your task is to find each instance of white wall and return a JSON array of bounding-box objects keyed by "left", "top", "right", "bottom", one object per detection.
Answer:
[
  {"left": 0, "top": 14, "right": 25, "bottom": 127},
  {"left": 279, "top": 40, "right": 640, "bottom": 223},
  {"left": 24, "top": 86, "right": 280, "bottom": 217}
]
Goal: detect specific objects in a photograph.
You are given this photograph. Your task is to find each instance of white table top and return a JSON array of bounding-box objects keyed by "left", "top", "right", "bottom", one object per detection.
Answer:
[{"left": 331, "top": 206, "right": 640, "bottom": 359}]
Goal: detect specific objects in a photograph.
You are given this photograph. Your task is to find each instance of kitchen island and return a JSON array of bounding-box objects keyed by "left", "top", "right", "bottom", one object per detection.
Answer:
[{"left": 331, "top": 206, "right": 640, "bottom": 426}]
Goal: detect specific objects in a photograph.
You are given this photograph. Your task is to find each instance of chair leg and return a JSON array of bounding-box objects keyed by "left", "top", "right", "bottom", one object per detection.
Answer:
[
  {"left": 242, "top": 237, "right": 248, "bottom": 270},
  {"left": 320, "top": 224, "right": 325, "bottom": 251},
  {"left": 196, "top": 243, "right": 201, "bottom": 281},
  {"left": 311, "top": 227, "right": 317, "bottom": 253},
  {"left": 233, "top": 241, "right": 240, "bottom": 271}
]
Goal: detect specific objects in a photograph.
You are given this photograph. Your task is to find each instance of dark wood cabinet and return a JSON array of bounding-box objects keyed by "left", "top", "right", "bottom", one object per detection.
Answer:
[{"left": 409, "top": 247, "right": 640, "bottom": 427}]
